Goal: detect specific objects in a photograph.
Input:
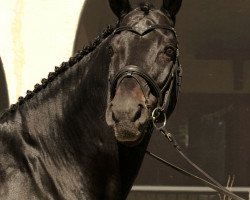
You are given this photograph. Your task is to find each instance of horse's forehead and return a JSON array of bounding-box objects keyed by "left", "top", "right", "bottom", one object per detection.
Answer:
[
  {"left": 132, "top": 18, "right": 154, "bottom": 33},
  {"left": 122, "top": 9, "right": 173, "bottom": 28}
]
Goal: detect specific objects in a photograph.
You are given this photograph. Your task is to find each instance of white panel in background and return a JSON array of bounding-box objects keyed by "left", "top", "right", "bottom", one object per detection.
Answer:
[{"left": 0, "top": 0, "right": 85, "bottom": 104}]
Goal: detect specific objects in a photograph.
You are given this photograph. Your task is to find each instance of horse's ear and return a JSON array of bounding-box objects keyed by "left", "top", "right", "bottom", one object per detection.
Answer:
[
  {"left": 162, "top": 0, "right": 182, "bottom": 18},
  {"left": 108, "top": 0, "right": 131, "bottom": 18}
]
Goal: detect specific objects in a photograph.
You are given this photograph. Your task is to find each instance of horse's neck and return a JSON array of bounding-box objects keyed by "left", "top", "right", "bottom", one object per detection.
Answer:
[
  {"left": 0, "top": 39, "right": 121, "bottom": 198},
  {"left": 14, "top": 40, "right": 112, "bottom": 163}
]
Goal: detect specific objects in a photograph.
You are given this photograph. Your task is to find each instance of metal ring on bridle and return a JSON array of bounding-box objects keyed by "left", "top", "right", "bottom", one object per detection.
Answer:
[{"left": 152, "top": 107, "right": 167, "bottom": 130}]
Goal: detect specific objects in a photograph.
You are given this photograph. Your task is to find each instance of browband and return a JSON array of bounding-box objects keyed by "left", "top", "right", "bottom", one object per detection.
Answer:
[{"left": 113, "top": 24, "right": 177, "bottom": 37}]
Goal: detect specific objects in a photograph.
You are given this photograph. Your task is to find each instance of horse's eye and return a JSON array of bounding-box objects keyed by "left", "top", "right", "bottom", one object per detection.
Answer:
[
  {"left": 164, "top": 46, "right": 175, "bottom": 57},
  {"left": 108, "top": 46, "right": 114, "bottom": 57}
]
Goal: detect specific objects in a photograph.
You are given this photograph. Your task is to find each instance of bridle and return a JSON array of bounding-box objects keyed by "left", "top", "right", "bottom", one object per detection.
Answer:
[
  {"left": 109, "top": 21, "right": 244, "bottom": 200},
  {"left": 110, "top": 24, "right": 182, "bottom": 121}
]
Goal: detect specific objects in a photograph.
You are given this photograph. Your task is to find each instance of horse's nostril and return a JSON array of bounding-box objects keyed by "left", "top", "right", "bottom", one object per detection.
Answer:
[
  {"left": 132, "top": 105, "right": 143, "bottom": 122},
  {"left": 112, "top": 112, "right": 119, "bottom": 123}
]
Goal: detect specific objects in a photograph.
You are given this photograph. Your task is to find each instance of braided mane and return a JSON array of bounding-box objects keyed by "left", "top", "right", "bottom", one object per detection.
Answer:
[{"left": 0, "top": 24, "right": 117, "bottom": 120}]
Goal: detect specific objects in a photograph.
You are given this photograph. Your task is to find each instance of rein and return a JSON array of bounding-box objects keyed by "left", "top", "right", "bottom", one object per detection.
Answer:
[{"left": 146, "top": 112, "right": 245, "bottom": 200}]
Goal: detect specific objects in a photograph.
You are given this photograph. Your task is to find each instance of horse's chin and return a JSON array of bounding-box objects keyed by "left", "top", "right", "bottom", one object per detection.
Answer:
[
  {"left": 113, "top": 122, "right": 146, "bottom": 147},
  {"left": 115, "top": 131, "right": 145, "bottom": 147}
]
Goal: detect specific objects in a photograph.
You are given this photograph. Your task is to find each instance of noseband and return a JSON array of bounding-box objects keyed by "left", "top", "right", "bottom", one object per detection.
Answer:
[{"left": 109, "top": 24, "right": 182, "bottom": 118}]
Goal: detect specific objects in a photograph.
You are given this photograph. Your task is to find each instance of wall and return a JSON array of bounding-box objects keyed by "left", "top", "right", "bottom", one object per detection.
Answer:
[{"left": 0, "top": 0, "right": 85, "bottom": 104}]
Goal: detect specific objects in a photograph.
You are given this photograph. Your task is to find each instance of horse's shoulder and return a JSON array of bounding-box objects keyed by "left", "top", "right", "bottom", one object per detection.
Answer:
[
  {"left": 0, "top": 122, "right": 39, "bottom": 199},
  {"left": 0, "top": 160, "right": 37, "bottom": 199},
  {"left": 0, "top": 121, "right": 23, "bottom": 175},
  {"left": 0, "top": 143, "right": 24, "bottom": 198},
  {"left": 0, "top": 122, "right": 22, "bottom": 179}
]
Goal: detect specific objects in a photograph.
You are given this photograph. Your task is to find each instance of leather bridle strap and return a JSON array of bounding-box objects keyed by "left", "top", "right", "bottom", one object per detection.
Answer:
[
  {"left": 113, "top": 24, "right": 176, "bottom": 37},
  {"left": 110, "top": 65, "right": 179, "bottom": 112},
  {"left": 146, "top": 127, "right": 245, "bottom": 200},
  {"left": 110, "top": 24, "right": 181, "bottom": 113},
  {"left": 110, "top": 66, "right": 163, "bottom": 105}
]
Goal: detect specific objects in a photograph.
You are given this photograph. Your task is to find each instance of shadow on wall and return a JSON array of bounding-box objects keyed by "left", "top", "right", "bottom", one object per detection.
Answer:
[
  {"left": 0, "top": 57, "right": 9, "bottom": 113},
  {"left": 73, "top": 0, "right": 116, "bottom": 53}
]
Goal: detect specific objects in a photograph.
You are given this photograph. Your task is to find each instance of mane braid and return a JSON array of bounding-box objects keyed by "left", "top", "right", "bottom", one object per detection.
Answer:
[{"left": 0, "top": 23, "right": 117, "bottom": 120}]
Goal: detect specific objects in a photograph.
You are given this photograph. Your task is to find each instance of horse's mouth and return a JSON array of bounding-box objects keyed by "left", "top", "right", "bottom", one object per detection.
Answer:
[{"left": 113, "top": 122, "right": 146, "bottom": 146}]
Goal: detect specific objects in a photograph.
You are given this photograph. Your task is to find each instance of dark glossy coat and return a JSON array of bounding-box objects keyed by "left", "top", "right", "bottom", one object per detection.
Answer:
[
  {"left": 0, "top": 38, "right": 122, "bottom": 199},
  {"left": 0, "top": 0, "right": 182, "bottom": 199}
]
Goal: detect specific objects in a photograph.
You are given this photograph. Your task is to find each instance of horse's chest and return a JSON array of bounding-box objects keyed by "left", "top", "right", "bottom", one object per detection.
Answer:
[{"left": 28, "top": 162, "right": 120, "bottom": 200}]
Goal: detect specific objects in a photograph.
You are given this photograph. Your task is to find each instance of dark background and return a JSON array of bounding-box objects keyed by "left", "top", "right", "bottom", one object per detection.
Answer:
[{"left": 0, "top": 57, "right": 9, "bottom": 113}]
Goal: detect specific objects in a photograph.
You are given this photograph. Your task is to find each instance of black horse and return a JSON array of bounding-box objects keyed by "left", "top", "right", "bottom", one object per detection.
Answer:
[{"left": 0, "top": 0, "right": 182, "bottom": 199}]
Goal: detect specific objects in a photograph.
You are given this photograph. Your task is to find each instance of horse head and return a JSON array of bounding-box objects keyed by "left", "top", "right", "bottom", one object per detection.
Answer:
[{"left": 106, "top": 0, "right": 182, "bottom": 146}]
